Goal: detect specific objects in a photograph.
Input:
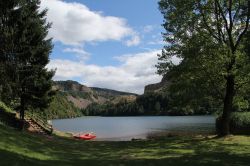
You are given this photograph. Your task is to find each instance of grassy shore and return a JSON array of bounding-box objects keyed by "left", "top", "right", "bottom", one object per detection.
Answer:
[{"left": 0, "top": 125, "right": 250, "bottom": 166}]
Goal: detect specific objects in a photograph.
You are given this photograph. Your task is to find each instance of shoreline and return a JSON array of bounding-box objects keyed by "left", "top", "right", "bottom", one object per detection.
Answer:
[{"left": 52, "top": 129, "right": 216, "bottom": 142}]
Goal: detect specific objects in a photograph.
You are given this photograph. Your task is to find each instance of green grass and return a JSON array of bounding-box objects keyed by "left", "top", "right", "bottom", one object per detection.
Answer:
[{"left": 0, "top": 125, "right": 250, "bottom": 166}]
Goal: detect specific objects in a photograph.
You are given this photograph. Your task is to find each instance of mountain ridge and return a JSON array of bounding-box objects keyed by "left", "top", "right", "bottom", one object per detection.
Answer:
[{"left": 41, "top": 80, "right": 138, "bottom": 119}]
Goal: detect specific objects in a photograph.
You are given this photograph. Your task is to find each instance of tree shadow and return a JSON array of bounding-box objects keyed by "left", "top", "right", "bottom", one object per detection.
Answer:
[{"left": 1, "top": 125, "right": 250, "bottom": 166}]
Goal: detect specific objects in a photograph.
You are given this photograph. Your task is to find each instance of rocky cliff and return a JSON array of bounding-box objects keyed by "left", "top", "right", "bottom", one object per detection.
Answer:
[
  {"left": 144, "top": 76, "right": 170, "bottom": 93},
  {"left": 44, "top": 80, "right": 138, "bottom": 119}
]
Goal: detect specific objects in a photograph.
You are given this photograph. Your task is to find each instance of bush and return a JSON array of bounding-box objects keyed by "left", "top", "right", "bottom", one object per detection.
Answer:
[
  {"left": 0, "top": 101, "right": 15, "bottom": 114},
  {"left": 0, "top": 101, "right": 21, "bottom": 128},
  {"left": 216, "top": 112, "right": 250, "bottom": 135}
]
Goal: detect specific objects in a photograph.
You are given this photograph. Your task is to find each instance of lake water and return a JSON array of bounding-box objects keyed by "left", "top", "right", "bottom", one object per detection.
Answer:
[{"left": 52, "top": 116, "right": 215, "bottom": 141}]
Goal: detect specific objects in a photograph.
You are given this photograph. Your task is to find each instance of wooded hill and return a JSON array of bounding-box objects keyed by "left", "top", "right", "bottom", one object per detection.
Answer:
[
  {"left": 48, "top": 76, "right": 219, "bottom": 118},
  {"left": 38, "top": 80, "right": 137, "bottom": 119}
]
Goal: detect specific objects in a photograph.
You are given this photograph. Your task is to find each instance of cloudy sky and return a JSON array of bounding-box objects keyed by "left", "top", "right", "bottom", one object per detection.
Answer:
[{"left": 41, "top": 0, "right": 165, "bottom": 94}]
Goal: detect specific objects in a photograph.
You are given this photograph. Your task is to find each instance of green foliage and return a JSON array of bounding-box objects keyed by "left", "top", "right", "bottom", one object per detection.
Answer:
[
  {"left": 85, "top": 101, "right": 144, "bottom": 116},
  {"left": 0, "top": 101, "right": 15, "bottom": 114},
  {"left": 136, "top": 92, "right": 168, "bottom": 115},
  {"left": 84, "top": 92, "right": 216, "bottom": 116},
  {"left": 158, "top": 0, "right": 250, "bottom": 134},
  {"left": 36, "top": 92, "right": 83, "bottom": 119},
  {"left": 0, "top": 101, "right": 20, "bottom": 128},
  {"left": 0, "top": 0, "right": 55, "bottom": 120},
  {"left": 233, "top": 97, "right": 249, "bottom": 112},
  {"left": 168, "top": 106, "right": 193, "bottom": 116},
  {"left": 230, "top": 112, "right": 250, "bottom": 132},
  {"left": 216, "top": 112, "right": 250, "bottom": 135}
]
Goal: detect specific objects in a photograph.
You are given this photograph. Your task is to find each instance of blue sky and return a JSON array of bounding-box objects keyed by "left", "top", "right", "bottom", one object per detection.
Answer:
[{"left": 41, "top": 0, "right": 166, "bottom": 94}]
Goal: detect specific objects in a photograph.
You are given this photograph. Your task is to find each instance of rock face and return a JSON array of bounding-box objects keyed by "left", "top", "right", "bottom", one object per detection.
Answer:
[
  {"left": 66, "top": 96, "right": 92, "bottom": 109},
  {"left": 91, "top": 87, "right": 137, "bottom": 98},
  {"left": 144, "top": 76, "right": 170, "bottom": 93},
  {"left": 54, "top": 80, "right": 92, "bottom": 93},
  {"left": 53, "top": 80, "right": 138, "bottom": 109}
]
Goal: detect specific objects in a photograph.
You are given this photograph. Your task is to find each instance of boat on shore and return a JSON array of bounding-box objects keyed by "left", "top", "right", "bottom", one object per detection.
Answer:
[{"left": 74, "top": 132, "right": 96, "bottom": 140}]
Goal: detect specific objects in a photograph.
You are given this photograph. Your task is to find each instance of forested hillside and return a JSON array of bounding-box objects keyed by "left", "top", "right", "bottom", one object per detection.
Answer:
[{"left": 34, "top": 80, "right": 138, "bottom": 119}]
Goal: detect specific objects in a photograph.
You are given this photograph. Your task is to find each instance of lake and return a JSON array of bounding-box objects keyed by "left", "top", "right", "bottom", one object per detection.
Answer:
[{"left": 52, "top": 116, "right": 215, "bottom": 141}]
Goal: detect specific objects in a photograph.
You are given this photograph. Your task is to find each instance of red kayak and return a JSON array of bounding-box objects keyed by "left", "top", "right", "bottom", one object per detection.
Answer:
[{"left": 74, "top": 133, "right": 96, "bottom": 140}]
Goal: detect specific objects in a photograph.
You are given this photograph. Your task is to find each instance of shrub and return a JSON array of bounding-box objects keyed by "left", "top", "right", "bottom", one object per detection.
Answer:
[
  {"left": 0, "top": 101, "right": 20, "bottom": 128},
  {"left": 216, "top": 112, "right": 250, "bottom": 135},
  {"left": 0, "top": 101, "right": 15, "bottom": 114}
]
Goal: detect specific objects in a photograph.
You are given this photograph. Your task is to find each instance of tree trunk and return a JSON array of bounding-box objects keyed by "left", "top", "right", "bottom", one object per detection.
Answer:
[
  {"left": 20, "top": 108, "right": 24, "bottom": 120},
  {"left": 20, "top": 96, "right": 25, "bottom": 120},
  {"left": 19, "top": 96, "right": 25, "bottom": 130},
  {"left": 220, "top": 75, "right": 235, "bottom": 136}
]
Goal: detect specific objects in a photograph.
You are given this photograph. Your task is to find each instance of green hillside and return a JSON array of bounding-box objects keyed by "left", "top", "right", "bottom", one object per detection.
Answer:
[
  {"left": 36, "top": 81, "right": 138, "bottom": 119},
  {"left": 42, "top": 91, "right": 83, "bottom": 119}
]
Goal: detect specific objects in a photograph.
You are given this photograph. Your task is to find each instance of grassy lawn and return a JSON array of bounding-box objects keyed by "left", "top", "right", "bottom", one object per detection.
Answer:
[{"left": 0, "top": 125, "right": 250, "bottom": 166}]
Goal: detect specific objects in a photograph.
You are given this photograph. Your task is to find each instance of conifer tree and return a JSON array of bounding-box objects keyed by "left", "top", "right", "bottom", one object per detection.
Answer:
[{"left": 0, "top": 0, "right": 55, "bottom": 121}]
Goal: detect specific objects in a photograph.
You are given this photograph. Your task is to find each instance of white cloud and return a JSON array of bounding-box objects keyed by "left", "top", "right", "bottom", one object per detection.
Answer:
[
  {"left": 63, "top": 47, "right": 90, "bottom": 61},
  {"left": 40, "top": 0, "right": 140, "bottom": 46},
  {"left": 171, "top": 56, "right": 182, "bottom": 65},
  {"left": 147, "top": 40, "right": 164, "bottom": 45},
  {"left": 115, "top": 51, "right": 160, "bottom": 77},
  {"left": 147, "top": 33, "right": 164, "bottom": 45},
  {"left": 47, "top": 50, "right": 162, "bottom": 94},
  {"left": 125, "top": 35, "right": 141, "bottom": 46},
  {"left": 63, "top": 48, "right": 88, "bottom": 55},
  {"left": 143, "top": 25, "right": 154, "bottom": 33}
]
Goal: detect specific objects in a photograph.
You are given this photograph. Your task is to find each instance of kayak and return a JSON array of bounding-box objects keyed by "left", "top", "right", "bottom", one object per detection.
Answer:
[{"left": 74, "top": 133, "right": 96, "bottom": 140}]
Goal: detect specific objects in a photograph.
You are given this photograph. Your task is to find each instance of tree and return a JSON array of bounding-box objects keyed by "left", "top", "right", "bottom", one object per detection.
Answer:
[
  {"left": 0, "top": 0, "right": 19, "bottom": 105},
  {"left": 158, "top": 0, "right": 250, "bottom": 135},
  {"left": 154, "top": 102, "right": 161, "bottom": 114},
  {"left": 0, "top": 0, "right": 55, "bottom": 121}
]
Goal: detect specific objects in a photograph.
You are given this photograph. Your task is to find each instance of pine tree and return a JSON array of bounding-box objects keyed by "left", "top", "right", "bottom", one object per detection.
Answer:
[
  {"left": 0, "top": 0, "right": 55, "bottom": 121},
  {"left": 0, "top": 0, "right": 19, "bottom": 104}
]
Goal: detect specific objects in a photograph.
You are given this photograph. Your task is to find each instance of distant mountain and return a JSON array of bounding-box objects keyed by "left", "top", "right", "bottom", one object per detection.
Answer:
[{"left": 42, "top": 80, "right": 137, "bottom": 119}]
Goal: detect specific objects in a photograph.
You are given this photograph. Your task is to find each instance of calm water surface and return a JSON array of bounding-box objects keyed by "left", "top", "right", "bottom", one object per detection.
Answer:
[{"left": 52, "top": 116, "right": 215, "bottom": 141}]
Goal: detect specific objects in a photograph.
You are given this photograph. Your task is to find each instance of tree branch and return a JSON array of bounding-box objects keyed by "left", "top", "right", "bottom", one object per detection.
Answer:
[
  {"left": 235, "top": 1, "right": 250, "bottom": 50},
  {"left": 228, "top": 0, "right": 233, "bottom": 32},
  {"left": 215, "top": 0, "right": 229, "bottom": 30},
  {"left": 233, "top": 0, "right": 241, "bottom": 22},
  {"left": 214, "top": 0, "right": 222, "bottom": 43},
  {"left": 214, "top": 0, "right": 227, "bottom": 44},
  {"left": 197, "top": 1, "right": 221, "bottom": 42},
  {"left": 215, "top": 0, "right": 235, "bottom": 50}
]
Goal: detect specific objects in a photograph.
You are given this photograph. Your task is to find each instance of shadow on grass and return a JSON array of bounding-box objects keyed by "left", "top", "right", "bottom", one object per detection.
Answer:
[
  {"left": 1, "top": 147, "right": 249, "bottom": 166},
  {"left": 1, "top": 125, "right": 250, "bottom": 166}
]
